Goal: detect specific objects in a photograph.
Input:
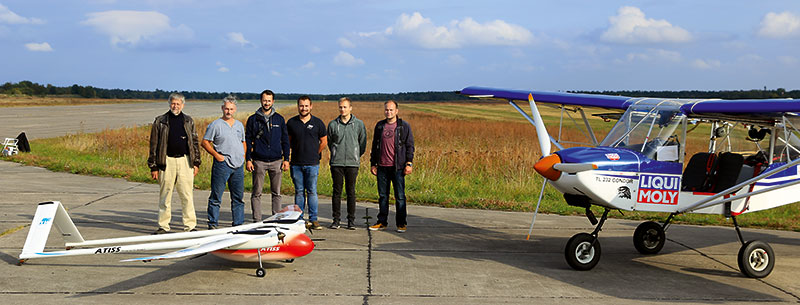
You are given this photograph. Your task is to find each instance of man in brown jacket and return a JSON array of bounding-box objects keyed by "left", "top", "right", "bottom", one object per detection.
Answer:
[{"left": 148, "top": 93, "right": 202, "bottom": 234}]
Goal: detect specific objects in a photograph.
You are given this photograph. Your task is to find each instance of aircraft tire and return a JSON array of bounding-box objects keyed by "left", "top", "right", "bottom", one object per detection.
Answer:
[
  {"left": 565, "top": 233, "right": 601, "bottom": 271},
  {"left": 285, "top": 259, "right": 295, "bottom": 263},
  {"left": 738, "top": 240, "right": 774, "bottom": 278},
  {"left": 633, "top": 221, "right": 665, "bottom": 255},
  {"left": 256, "top": 268, "right": 266, "bottom": 278}
]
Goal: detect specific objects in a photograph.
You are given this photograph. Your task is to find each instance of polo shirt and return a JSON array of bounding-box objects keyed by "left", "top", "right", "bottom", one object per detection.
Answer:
[{"left": 287, "top": 115, "right": 327, "bottom": 165}]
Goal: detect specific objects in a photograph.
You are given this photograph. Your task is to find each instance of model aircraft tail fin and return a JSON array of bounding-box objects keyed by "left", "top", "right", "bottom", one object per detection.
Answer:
[{"left": 20, "top": 201, "right": 85, "bottom": 259}]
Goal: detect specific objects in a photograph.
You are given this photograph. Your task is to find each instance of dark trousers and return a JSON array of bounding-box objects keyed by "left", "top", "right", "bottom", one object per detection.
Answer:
[
  {"left": 331, "top": 166, "right": 359, "bottom": 222},
  {"left": 376, "top": 166, "right": 406, "bottom": 226}
]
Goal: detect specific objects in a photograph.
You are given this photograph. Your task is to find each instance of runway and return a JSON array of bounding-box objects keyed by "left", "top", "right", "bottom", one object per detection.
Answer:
[{"left": 2, "top": 103, "right": 800, "bottom": 304}]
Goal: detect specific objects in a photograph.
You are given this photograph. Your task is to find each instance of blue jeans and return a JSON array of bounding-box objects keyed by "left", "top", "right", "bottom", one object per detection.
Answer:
[
  {"left": 208, "top": 160, "right": 245, "bottom": 228},
  {"left": 377, "top": 166, "right": 406, "bottom": 226},
  {"left": 291, "top": 165, "right": 319, "bottom": 221}
]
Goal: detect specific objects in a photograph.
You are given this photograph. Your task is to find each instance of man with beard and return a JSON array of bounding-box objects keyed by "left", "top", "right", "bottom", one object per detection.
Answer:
[
  {"left": 245, "top": 90, "right": 290, "bottom": 221},
  {"left": 287, "top": 96, "right": 327, "bottom": 230},
  {"left": 147, "top": 93, "right": 201, "bottom": 234}
]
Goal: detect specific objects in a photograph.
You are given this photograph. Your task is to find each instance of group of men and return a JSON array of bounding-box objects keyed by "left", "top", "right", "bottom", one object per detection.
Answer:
[{"left": 147, "top": 91, "right": 415, "bottom": 234}]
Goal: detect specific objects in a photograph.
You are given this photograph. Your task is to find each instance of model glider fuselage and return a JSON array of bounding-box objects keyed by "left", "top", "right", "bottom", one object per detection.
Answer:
[{"left": 19, "top": 201, "right": 314, "bottom": 276}]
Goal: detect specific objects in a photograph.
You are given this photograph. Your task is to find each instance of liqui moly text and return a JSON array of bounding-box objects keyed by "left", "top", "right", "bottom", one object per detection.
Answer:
[{"left": 637, "top": 174, "right": 680, "bottom": 205}]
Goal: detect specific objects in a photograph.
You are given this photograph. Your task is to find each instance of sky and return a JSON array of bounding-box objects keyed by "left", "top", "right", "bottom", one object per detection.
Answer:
[{"left": 2, "top": 0, "right": 800, "bottom": 94}]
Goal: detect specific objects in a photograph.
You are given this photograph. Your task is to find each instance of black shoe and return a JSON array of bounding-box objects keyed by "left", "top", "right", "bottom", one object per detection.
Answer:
[
  {"left": 329, "top": 220, "right": 340, "bottom": 229},
  {"left": 189, "top": 228, "right": 197, "bottom": 232},
  {"left": 208, "top": 225, "right": 218, "bottom": 230},
  {"left": 346, "top": 220, "right": 356, "bottom": 230},
  {"left": 152, "top": 228, "right": 168, "bottom": 235}
]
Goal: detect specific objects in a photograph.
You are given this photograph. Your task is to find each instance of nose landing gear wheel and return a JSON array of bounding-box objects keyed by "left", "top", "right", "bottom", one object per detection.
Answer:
[
  {"left": 565, "top": 233, "right": 601, "bottom": 271},
  {"left": 256, "top": 268, "right": 266, "bottom": 277},
  {"left": 738, "top": 240, "right": 774, "bottom": 278},
  {"left": 633, "top": 221, "right": 666, "bottom": 255}
]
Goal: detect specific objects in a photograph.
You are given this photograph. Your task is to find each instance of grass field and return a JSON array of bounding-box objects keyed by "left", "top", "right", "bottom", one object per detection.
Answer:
[{"left": 4, "top": 100, "right": 800, "bottom": 230}]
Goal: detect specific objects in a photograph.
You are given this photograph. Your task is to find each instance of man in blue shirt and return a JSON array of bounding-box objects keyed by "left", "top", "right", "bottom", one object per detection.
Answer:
[
  {"left": 202, "top": 95, "right": 246, "bottom": 229},
  {"left": 287, "top": 96, "right": 327, "bottom": 230}
]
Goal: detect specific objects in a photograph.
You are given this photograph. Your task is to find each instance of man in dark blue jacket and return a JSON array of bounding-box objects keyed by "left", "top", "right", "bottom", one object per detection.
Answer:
[
  {"left": 369, "top": 100, "right": 415, "bottom": 233},
  {"left": 245, "top": 90, "right": 290, "bottom": 221}
]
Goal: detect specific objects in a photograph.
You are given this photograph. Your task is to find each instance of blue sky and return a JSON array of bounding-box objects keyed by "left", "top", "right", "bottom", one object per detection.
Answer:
[{"left": 2, "top": 1, "right": 800, "bottom": 94}]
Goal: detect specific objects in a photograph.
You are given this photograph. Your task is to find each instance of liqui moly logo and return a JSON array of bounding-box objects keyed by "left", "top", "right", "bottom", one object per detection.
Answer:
[
  {"left": 605, "top": 153, "right": 620, "bottom": 161},
  {"left": 637, "top": 174, "right": 680, "bottom": 205}
]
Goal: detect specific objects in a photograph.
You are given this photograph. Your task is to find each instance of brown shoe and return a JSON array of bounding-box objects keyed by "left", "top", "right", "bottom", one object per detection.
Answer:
[
  {"left": 369, "top": 223, "right": 387, "bottom": 231},
  {"left": 311, "top": 221, "right": 323, "bottom": 230}
]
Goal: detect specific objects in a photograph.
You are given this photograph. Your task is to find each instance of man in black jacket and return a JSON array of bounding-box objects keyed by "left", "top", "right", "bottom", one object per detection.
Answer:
[
  {"left": 147, "top": 93, "right": 201, "bottom": 234},
  {"left": 245, "top": 90, "right": 290, "bottom": 221},
  {"left": 369, "top": 100, "right": 415, "bottom": 233}
]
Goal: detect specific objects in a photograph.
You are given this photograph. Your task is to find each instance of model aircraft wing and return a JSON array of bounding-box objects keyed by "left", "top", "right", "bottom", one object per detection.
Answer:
[
  {"left": 460, "top": 86, "right": 632, "bottom": 110},
  {"left": 120, "top": 234, "right": 261, "bottom": 262}
]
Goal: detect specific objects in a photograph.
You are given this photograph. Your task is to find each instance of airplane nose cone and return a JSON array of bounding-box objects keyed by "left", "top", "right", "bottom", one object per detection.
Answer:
[{"left": 534, "top": 154, "right": 562, "bottom": 181}]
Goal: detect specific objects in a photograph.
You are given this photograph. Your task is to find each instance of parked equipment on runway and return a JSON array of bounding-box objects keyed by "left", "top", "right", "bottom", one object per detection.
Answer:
[
  {"left": 461, "top": 86, "right": 800, "bottom": 278},
  {"left": 18, "top": 201, "right": 314, "bottom": 277}
]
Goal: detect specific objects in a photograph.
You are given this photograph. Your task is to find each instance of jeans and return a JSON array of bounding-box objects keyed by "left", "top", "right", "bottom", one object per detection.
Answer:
[
  {"left": 208, "top": 160, "right": 245, "bottom": 228},
  {"left": 291, "top": 164, "right": 319, "bottom": 221},
  {"left": 376, "top": 166, "right": 406, "bottom": 226},
  {"left": 331, "top": 166, "right": 359, "bottom": 222}
]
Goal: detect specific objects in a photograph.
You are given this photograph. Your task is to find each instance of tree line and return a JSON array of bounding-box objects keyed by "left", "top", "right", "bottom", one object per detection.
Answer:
[
  {"left": 4, "top": 80, "right": 799, "bottom": 101},
  {"left": 0, "top": 81, "right": 465, "bottom": 101}
]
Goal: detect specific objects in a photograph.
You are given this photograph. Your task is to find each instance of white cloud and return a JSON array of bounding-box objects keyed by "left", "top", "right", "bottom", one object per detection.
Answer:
[
  {"left": 360, "top": 12, "right": 533, "bottom": 49},
  {"left": 619, "top": 49, "right": 681, "bottom": 63},
  {"left": 757, "top": 11, "right": 800, "bottom": 38},
  {"left": 444, "top": 54, "right": 466, "bottom": 65},
  {"left": 24, "top": 42, "right": 53, "bottom": 52},
  {"left": 271, "top": 70, "right": 282, "bottom": 77},
  {"left": 227, "top": 32, "right": 252, "bottom": 47},
  {"left": 81, "top": 10, "right": 193, "bottom": 47},
  {"left": 301, "top": 61, "right": 315, "bottom": 69},
  {"left": 778, "top": 56, "right": 798, "bottom": 65},
  {"left": 337, "top": 37, "right": 355, "bottom": 48},
  {"left": 691, "top": 59, "right": 721, "bottom": 70},
  {"left": 309, "top": 46, "right": 321, "bottom": 53},
  {"left": 217, "top": 66, "right": 229, "bottom": 72},
  {"left": 0, "top": 4, "right": 44, "bottom": 24},
  {"left": 333, "top": 51, "right": 365, "bottom": 66},
  {"left": 600, "top": 6, "right": 691, "bottom": 44}
]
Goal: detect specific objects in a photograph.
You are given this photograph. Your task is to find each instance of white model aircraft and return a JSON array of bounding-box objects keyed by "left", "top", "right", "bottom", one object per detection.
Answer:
[
  {"left": 461, "top": 86, "right": 800, "bottom": 278},
  {"left": 18, "top": 201, "right": 315, "bottom": 277}
]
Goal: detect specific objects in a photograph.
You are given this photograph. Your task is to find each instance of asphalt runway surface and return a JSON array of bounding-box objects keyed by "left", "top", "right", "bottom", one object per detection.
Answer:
[{"left": 2, "top": 103, "right": 800, "bottom": 304}]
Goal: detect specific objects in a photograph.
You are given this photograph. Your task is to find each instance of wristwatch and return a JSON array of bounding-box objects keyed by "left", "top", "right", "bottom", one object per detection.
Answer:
[{"left": 406, "top": 162, "right": 413, "bottom": 167}]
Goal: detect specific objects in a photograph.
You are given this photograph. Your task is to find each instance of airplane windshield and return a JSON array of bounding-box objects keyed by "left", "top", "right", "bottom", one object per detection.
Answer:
[{"left": 600, "top": 100, "right": 686, "bottom": 160}]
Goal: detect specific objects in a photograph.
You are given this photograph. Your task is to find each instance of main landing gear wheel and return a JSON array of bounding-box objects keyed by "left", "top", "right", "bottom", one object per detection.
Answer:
[
  {"left": 565, "top": 233, "right": 601, "bottom": 271},
  {"left": 633, "top": 221, "right": 666, "bottom": 255},
  {"left": 256, "top": 268, "right": 266, "bottom": 278},
  {"left": 737, "top": 240, "right": 774, "bottom": 278},
  {"left": 285, "top": 259, "right": 295, "bottom": 263}
]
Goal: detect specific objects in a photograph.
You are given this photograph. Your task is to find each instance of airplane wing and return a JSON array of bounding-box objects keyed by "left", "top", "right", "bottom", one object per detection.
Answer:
[
  {"left": 460, "top": 86, "right": 632, "bottom": 110},
  {"left": 120, "top": 234, "right": 262, "bottom": 262},
  {"left": 679, "top": 99, "right": 800, "bottom": 124}
]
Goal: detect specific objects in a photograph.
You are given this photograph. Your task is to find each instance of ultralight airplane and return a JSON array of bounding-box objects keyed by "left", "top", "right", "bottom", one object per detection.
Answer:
[
  {"left": 18, "top": 201, "right": 315, "bottom": 277},
  {"left": 461, "top": 86, "right": 800, "bottom": 278}
]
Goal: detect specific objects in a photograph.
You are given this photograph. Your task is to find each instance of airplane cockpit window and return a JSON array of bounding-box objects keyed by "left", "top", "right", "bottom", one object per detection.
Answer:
[{"left": 600, "top": 100, "right": 685, "bottom": 161}]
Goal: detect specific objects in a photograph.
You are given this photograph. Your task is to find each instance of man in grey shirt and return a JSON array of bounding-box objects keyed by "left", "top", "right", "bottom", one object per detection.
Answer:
[{"left": 201, "top": 95, "right": 246, "bottom": 229}]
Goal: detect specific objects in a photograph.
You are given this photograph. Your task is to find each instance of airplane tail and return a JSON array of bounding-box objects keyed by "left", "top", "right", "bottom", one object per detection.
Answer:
[{"left": 20, "top": 201, "right": 84, "bottom": 259}]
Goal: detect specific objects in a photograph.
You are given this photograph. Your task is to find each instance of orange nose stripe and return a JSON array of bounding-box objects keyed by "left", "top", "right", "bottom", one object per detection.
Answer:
[{"left": 534, "top": 154, "right": 562, "bottom": 181}]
